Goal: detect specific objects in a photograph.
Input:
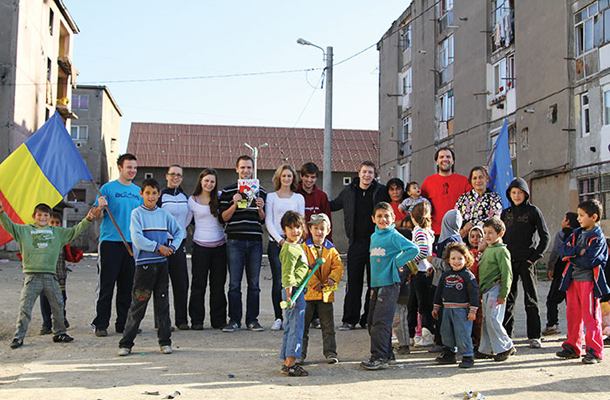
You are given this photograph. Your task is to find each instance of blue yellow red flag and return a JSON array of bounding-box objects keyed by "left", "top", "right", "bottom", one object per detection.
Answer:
[{"left": 0, "top": 112, "right": 93, "bottom": 245}]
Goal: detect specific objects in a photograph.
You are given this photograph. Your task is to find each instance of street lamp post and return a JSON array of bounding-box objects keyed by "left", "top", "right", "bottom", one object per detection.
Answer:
[
  {"left": 244, "top": 142, "right": 268, "bottom": 180},
  {"left": 297, "top": 38, "right": 333, "bottom": 198}
]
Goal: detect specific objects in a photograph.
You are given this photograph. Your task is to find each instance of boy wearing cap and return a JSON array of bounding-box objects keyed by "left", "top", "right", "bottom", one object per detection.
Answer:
[{"left": 301, "top": 213, "right": 344, "bottom": 364}]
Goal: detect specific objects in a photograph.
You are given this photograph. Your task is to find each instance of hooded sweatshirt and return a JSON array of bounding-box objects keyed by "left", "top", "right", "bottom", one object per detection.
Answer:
[
  {"left": 500, "top": 178, "right": 550, "bottom": 263},
  {"left": 369, "top": 224, "right": 419, "bottom": 288}
]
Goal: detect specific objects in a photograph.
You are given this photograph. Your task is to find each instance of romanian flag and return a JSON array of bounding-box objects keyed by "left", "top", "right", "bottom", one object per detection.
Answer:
[{"left": 0, "top": 112, "right": 93, "bottom": 246}]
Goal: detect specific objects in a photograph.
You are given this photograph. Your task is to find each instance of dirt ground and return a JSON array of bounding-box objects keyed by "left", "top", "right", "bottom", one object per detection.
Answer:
[{"left": 0, "top": 256, "right": 608, "bottom": 400}]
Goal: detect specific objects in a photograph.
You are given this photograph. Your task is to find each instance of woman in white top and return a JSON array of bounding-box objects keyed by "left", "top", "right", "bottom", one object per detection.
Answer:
[
  {"left": 187, "top": 168, "right": 227, "bottom": 330},
  {"left": 265, "top": 164, "right": 305, "bottom": 331}
]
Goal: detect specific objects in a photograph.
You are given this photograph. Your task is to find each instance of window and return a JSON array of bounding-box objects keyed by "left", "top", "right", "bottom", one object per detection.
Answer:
[
  {"left": 582, "top": 92, "right": 590, "bottom": 137},
  {"left": 548, "top": 104, "right": 558, "bottom": 124},
  {"left": 47, "top": 58, "right": 52, "bottom": 82},
  {"left": 403, "top": 68, "right": 412, "bottom": 95},
  {"left": 70, "top": 125, "right": 88, "bottom": 140},
  {"left": 604, "top": 90, "right": 610, "bottom": 125},
  {"left": 439, "top": 0, "right": 454, "bottom": 32},
  {"left": 508, "top": 124, "right": 517, "bottom": 159},
  {"left": 493, "top": 54, "right": 515, "bottom": 95},
  {"left": 72, "top": 95, "right": 89, "bottom": 109},
  {"left": 440, "top": 90, "right": 454, "bottom": 121},
  {"left": 492, "top": 0, "right": 514, "bottom": 51},
  {"left": 439, "top": 36, "right": 454, "bottom": 85},
  {"left": 398, "top": 163, "right": 410, "bottom": 183},
  {"left": 574, "top": 2, "right": 610, "bottom": 56},
  {"left": 401, "top": 25, "right": 411, "bottom": 50},
  {"left": 144, "top": 172, "right": 154, "bottom": 179},
  {"left": 111, "top": 138, "right": 118, "bottom": 153},
  {"left": 343, "top": 177, "right": 352, "bottom": 185},
  {"left": 49, "top": 9, "right": 54, "bottom": 35},
  {"left": 401, "top": 116, "right": 412, "bottom": 142},
  {"left": 579, "top": 177, "right": 600, "bottom": 203},
  {"left": 521, "top": 127, "right": 529, "bottom": 149},
  {"left": 67, "top": 189, "right": 86, "bottom": 203}
]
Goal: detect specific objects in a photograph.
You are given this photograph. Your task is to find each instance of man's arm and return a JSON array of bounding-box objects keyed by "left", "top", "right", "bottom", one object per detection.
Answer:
[
  {"left": 529, "top": 208, "right": 551, "bottom": 263},
  {"left": 330, "top": 188, "right": 345, "bottom": 212}
]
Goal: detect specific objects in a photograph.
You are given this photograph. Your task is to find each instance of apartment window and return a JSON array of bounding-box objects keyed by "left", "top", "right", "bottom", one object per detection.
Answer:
[
  {"left": 401, "top": 116, "right": 412, "bottom": 142},
  {"left": 521, "top": 127, "right": 529, "bottom": 149},
  {"left": 605, "top": 90, "right": 610, "bottom": 125},
  {"left": 401, "top": 25, "right": 411, "bottom": 50},
  {"left": 579, "top": 177, "right": 600, "bottom": 203},
  {"left": 111, "top": 138, "right": 118, "bottom": 153},
  {"left": 73, "top": 95, "right": 89, "bottom": 109},
  {"left": 70, "top": 125, "right": 88, "bottom": 140},
  {"left": 439, "top": 36, "right": 454, "bottom": 85},
  {"left": 67, "top": 189, "right": 86, "bottom": 203},
  {"left": 575, "top": 2, "right": 606, "bottom": 56},
  {"left": 144, "top": 172, "right": 154, "bottom": 179},
  {"left": 548, "top": 104, "right": 558, "bottom": 124},
  {"left": 403, "top": 68, "right": 412, "bottom": 95},
  {"left": 49, "top": 9, "right": 54, "bottom": 35},
  {"left": 493, "top": 54, "right": 515, "bottom": 95},
  {"left": 492, "top": 0, "right": 514, "bottom": 51},
  {"left": 439, "top": 90, "right": 454, "bottom": 122},
  {"left": 582, "top": 93, "right": 590, "bottom": 137},
  {"left": 439, "top": 0, "right": 454, "bottom": 32}
]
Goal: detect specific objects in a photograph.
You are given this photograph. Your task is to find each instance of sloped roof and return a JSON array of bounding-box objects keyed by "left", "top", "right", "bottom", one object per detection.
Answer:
[{"left": 127, "top": 123, "right": 379, "bottom": 172}]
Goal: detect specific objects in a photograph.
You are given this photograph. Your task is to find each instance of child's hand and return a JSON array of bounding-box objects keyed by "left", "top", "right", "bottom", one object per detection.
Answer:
[
  {"left": 478, "top": 241, "right": 488, "bottom": 252},
  {"left": 467, "top": 311, "right": 477, "bottom": 321},
  {"left": 313, "top": 282, "right": 323, "bottom": 292},
  {"left": 97, "top": 196, "right": 108, "bottom": 208},
  {"left": 426, "top": 255, "right": 434, "bottom": 263},
  {"left": 158, "top": 245, "right": 174, "bottom": 257},
  {"left": 547, "top": 270, "right": 553, "bottom": 281},
  {"left": 324, "top": 278, "right": 335, "bottom": 287},
  {"left": 432, "top": 309, "right": 439, "bottom": 320},
  {"left": 254, "top": 197, "right": 265, "bottom": 209},
  {"left": 580, "top": 249, "right": 586, "bottom": 256},
  {"left": 497, "top": 297, "right": 506, "bottom": 305},
  {"left": 426, "top": 268, "right": 434, "bottom": 276}
]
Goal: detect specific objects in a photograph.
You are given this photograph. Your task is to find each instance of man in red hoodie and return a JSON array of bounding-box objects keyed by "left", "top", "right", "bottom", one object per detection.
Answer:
[{"left": 297, "top": 162, "right": 332, "bottom": 242}]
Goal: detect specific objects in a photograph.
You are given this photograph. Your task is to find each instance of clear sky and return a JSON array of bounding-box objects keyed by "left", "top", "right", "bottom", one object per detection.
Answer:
[{"left": 63, "top": 1, "right": 412, "bottom": 153}]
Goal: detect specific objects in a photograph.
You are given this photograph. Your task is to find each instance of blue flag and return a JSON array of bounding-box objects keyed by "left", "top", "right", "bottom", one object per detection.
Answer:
[{"left": 489, "top": 119, "right": 514, "bottom": 209}]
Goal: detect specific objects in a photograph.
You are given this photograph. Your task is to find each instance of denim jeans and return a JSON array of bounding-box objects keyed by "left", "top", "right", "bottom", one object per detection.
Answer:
[
  {"left": 280, "top": 289, "right": 307, "bottom": 359},
  {"left": 367, "top": 283, "right": 399, "bottom": 361},
  {"left": 226, "top": 239, "right": 262, "bottom": 326},
  {"left": 267, "top": 240, "right": 284, "bottom": 320},
  {"left": 480, "top": 284, "right": 513, "bottom": 355},
  {"left": 440, "top": 307, "right": 474, "bottom": 357},
  {"left": 393, "top": 303, "right": 409, "bottom": 347}
]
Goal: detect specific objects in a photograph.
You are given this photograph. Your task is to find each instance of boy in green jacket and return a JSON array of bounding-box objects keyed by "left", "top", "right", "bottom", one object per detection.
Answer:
[{"left": 0, "top": 198, "right": 105, "bottom": 349}]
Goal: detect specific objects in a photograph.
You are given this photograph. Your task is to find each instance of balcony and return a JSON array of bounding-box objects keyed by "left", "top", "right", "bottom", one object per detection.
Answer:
[{"left": 438, "top": 10, "right": 453, "bottom": 34}]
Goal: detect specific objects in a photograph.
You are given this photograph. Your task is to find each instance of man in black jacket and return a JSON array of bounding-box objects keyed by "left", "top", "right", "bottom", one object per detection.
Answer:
[
  {"left": 331, "top": 161, "right": 389, "bottom": 330},
  {"left": 501, "top": 177, "right": 550, "bottom": 348}
]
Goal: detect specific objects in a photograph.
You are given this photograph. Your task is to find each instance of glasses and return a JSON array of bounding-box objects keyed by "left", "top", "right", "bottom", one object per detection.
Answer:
[{"left": 168, "top": 173, "right": 183, "bottom": 178}]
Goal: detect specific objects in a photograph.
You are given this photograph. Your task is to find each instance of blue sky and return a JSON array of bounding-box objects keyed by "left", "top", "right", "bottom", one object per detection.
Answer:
[{"left": 63, "top": 1, "right": 412, "bottom": 152}]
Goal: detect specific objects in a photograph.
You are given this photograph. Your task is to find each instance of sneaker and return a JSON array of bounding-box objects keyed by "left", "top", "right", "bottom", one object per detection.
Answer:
[
  {"left": 541, "top": 325, "right": 561, "bottom": 336},
  {"left": 435, "top": 350, "right": 457, "bottom": 364},
  {"left": 529, "top": 338, "right": 542, "bottom": 349},
  {"left": 494, "top": 347, "right": 516, "bottom": 362},
  {"left": 191, "top": 324, "right": 204, "bottom": 331},
  {"left": 360, "top": 358, "right": 389, "bottom": 370},
  {"left": 295, "top": 358, "right": 305, "bottom": 365},
  {"left": 281, "top": 364, "right": 309, "bottom": 376},
  {"left": 339, "top": 323, "right": 355, "bottom": 331},
  {"left": 428, "top": 344, "right": 444, "bottom": 353},
  {"left": 413, "top": 336, "right": 422, "bottom": 346},
  {"left": 311, "top": 318, "right": 322, "bottom": 329},
  {"left": 160, "top": 345, "right": 173, "bottom": 354},
  {"left": 556, "top": 345, "right": 580, "bottom": 359},
  {"left": 396, "top": 345, "right": 411, "bottom": 355},
  {"left": 39, "top": 326, "right": 52, "bottom": 335},
  {"left": 459, "top": 356, "right": 475, "bottom": 368},
  {"left": 326, "top": 355, "right": 339, "bottom": 364},
  {"left": 271, "top": 318, "right": 283, "bottom": 331},
  {"left": 582, "top": 351, "right": 602, "bottom": 364},
  {"left": 415, "top": 328, "right": 434, "bottom": 347},
  {"left": 10, "top": 338, "right": 23, "bottom": 349},
  {"left": 95, "top": 328, "right": 108, "bottom": 337},
  {"left": 117, "top": 347, "right": 131, "bottom": 356},
  {"left": 177, "top": 324, "right": 190, "bottom": 330},
  {"left": 247, "top": 321, "right": 264, "bottom": 332},
  {"left": 474, "top": 351, "right": 493, "bottom": 359},
  {"left": 222, "top": 320, "right": 239, "bottom": 333},
  {"left": 52, "top": 333, "right": 74, "bottom": 343},
  {"left": 388, "top": 354, "right": 397, "bottom": 366}
]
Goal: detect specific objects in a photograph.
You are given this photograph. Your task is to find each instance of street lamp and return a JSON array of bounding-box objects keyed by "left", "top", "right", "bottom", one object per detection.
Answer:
[
  {"left": 297, "top": 37, "right": 333, "bottom": 198},
  {"left": 244, "top": 142, "right": 268, "bottom": 180}
]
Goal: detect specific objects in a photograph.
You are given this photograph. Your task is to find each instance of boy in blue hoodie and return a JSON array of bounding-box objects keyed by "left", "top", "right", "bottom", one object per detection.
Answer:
[
  {"left": 501, "top": 177, "right": 550, "bottom": 348},
  {"left": 118, "top": 178, "right": 184, "bottom": 356},
  {"left": 556, "top": 199, "right": 609, "bottom": 364},
  {"left": 361, "top": 202, "right": 419, "bottom": 370}
]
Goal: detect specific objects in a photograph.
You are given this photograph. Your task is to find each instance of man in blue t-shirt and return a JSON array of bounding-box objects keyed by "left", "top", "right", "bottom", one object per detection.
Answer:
[{"left": 91, "top": 153, "right": 143, "bottom": 337}]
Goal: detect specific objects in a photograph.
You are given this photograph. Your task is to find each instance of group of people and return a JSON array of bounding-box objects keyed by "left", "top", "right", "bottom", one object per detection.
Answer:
[{"left": 1, "top": 147, "right": 609, "bottom": 376}]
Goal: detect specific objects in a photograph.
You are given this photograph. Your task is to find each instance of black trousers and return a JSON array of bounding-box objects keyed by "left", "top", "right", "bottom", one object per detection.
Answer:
[
  {"left": 119, "top": 261, "right": 171, "bottom": 349},
  {"left": 167, "top": 244, "right": 189, "bottom": 327},
  {"left": 342, "top": 239, "right": 371, "bottom": 326},
  {"left": 92, "top": 241, "right": 135, "bottom": 331},
  {"left": 189, "top": 243, "right": 227, "bottom": 328},
  {"left": 545, "top": 262, "right": 566, "bottom": 327},
  {"left": 503, "top": 260, "right": 541, "bottom": 339},
  {"left": 407, "top": 272, "right": 435, "bottom": 337}
]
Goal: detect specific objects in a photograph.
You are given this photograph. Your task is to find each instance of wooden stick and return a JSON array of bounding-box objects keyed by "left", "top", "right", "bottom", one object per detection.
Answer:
[{"left": 89, "top": 181, "right": 133, "bottom": 257}]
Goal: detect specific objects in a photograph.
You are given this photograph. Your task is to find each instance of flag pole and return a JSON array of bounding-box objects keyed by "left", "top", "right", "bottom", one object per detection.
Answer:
[
  {"left": 89, "top": 181, "right": 133, "bottom": 257},
  {"left": 485, "top": 144, "right": 497, "bottom": 168}
]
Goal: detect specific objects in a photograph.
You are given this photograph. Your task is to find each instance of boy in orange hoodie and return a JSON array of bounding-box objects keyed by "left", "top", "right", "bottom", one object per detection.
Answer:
[{"left": 300, "top": 213, "right": 344, "bottom": 364}]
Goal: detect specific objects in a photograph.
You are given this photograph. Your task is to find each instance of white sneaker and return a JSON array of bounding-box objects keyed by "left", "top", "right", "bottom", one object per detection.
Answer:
[
  {"left": 271, "top": 318, "right": 283, "bottom": 331},
  {"left": 416, "top": 328, "right": 434, "bottom": 347},
  {"left": 160, "top": 345, "right": 173, "bottom": 354},
  {"left": 117, "top": 347, "right": 131, "bottom": 356},
  {"left": 530, "top": 338, "right": 542, "bottom": 349},
  {"left": 410, "top": 337, "right": 417, "bottom": 346}
]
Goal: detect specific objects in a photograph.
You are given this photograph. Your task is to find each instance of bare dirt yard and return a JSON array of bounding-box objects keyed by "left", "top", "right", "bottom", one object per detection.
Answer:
[{"left": 0, "top": 256, "right": 608, "bottom": 400}]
